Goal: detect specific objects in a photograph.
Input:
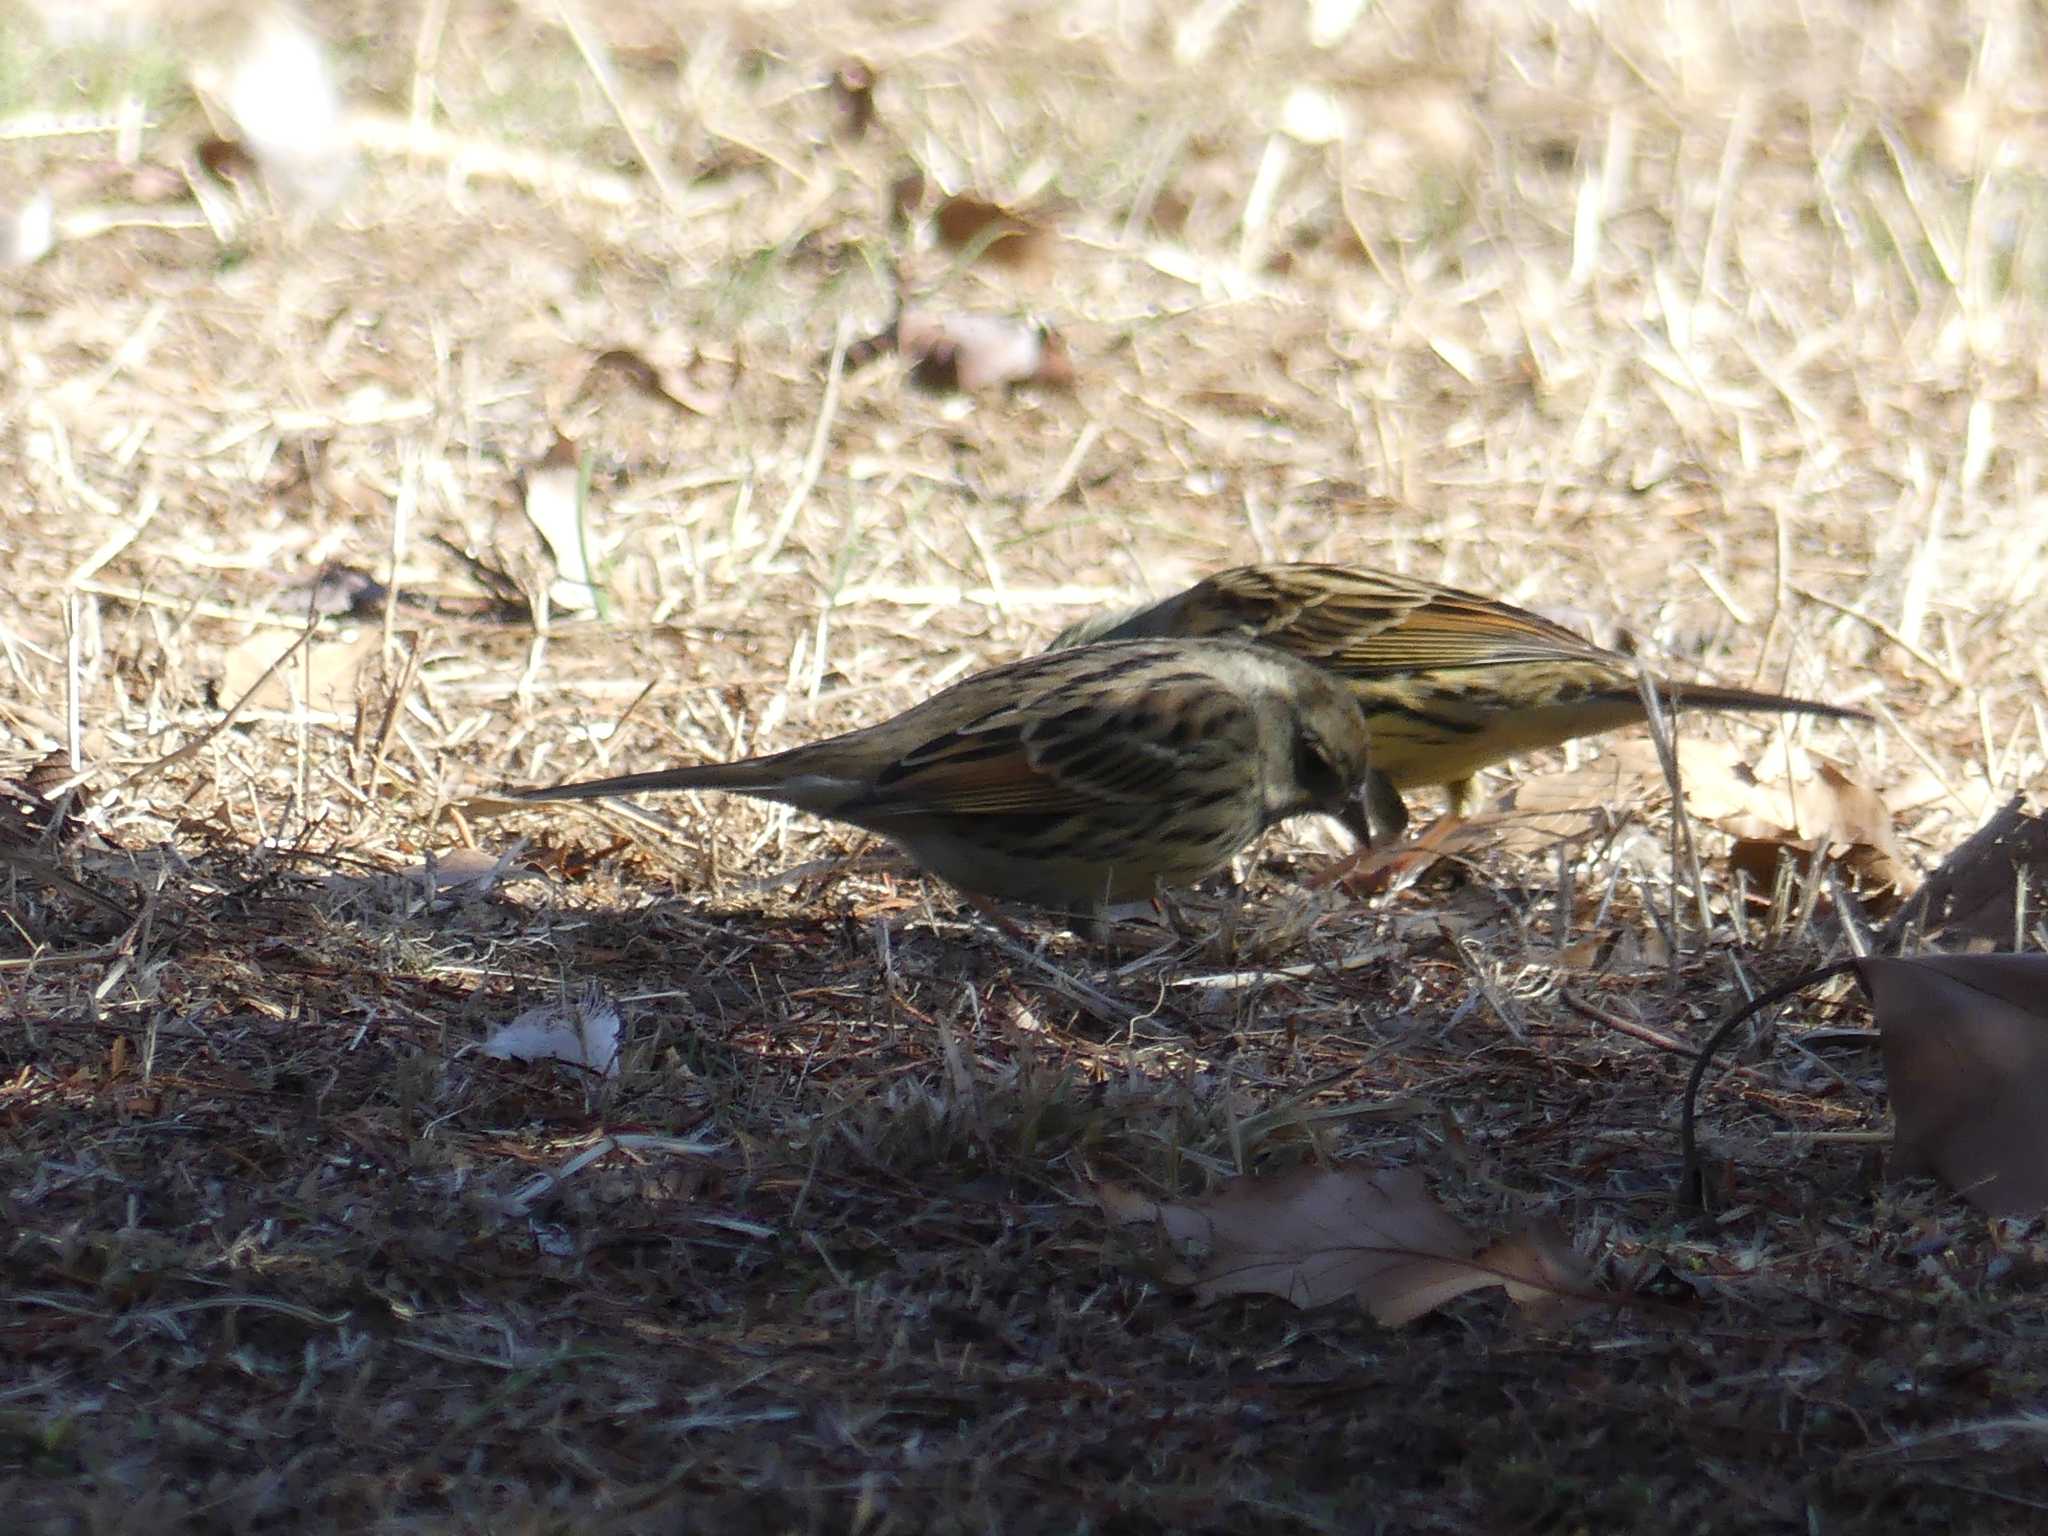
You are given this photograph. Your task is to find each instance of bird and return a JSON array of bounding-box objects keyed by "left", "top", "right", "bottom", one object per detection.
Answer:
[
  {"left": 499, "top": 638, "right": 1376, "bottom": 935},
  {"left": 1051, "top": 563, "right": 1870, "bottom": 840}
]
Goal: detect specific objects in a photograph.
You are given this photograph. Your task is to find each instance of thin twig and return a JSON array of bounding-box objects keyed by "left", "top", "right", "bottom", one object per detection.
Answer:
[
  {"left": 1028, "top": 421, "right": 1102, "bottom": 517},
  {"left": 112, "top": 617, "right": 321, "bottom": 794},
  {"left": 1789, "top": 583, "right": 1966, "bottom": 688},
  {"left": 552, "top": 0, "right": 685, "bottom": 215},
  {"left": 752, "top": 317, "right": 849, "bottom": 573},
  {"left": 1559, "top": 990, "right": 1696, "bottom": 1057},
  {"left": 366, "top": 633, "right": 425, "bottom": 796}
]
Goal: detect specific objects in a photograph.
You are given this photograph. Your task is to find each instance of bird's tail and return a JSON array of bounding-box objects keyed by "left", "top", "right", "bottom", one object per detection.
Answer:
[
  {"left": 498, "top": 756, "right": 790, "bottom": 804},
  {"left": 1659, "top": 682, "right": 1871, "bottom": 723}
]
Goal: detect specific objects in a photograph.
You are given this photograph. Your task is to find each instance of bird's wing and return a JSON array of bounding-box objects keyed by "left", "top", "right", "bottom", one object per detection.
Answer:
[
  {"left": 849, "top": 653, "right": 1252, "bottom": 820},
  {"left": 1205, "top": 565, "right": 1616, "bottom": 679}
]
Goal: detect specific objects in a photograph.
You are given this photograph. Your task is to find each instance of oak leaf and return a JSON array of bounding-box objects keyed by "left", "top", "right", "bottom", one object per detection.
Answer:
[
  {"left": 1097, "top": 1164, "right": 1592, "bottom": 1325},
  {"left": 1865, "top": 953, "right": 2048, "bottom": 1215}
]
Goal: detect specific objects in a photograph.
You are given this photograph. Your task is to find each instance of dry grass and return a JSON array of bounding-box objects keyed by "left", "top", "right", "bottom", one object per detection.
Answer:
[{"left": 5, "top": 0, "right": 2048, "bottom": 1530}]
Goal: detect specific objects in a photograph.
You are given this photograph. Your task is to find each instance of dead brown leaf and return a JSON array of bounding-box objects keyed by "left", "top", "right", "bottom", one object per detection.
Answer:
[
  {"left": 1554, "top": 926, "right": 1660, "bottom": 974},
  {"left": 219, "top": 626, "right": 378, "bottom": 714},
  {"left": 1375, "top": 1218, "right": 1599, "bottom": 1327},
  {"left": 1, "top": 749, "right": 85, "bottom": 850},
  {"left": 1320, "top": 812, "right": 1490, "bottom": 895},
  {"left": 933, "top": 194, "right": 1054, "bottom": 273},
  {"left": 1096, "top": 1163, "right": 1593, "bottom": 1326},
  {"left": 417, "top": 846, "right": 518, "bottom": 897},
  {"left": 1886, "top": 797, "right": 2048, "bottom": 948},
  {"left": 1673, "top": 745, "right": 1903, "bottom": 883},
  {"left": 1864, "top": 953, "right": 2048, "bottom": 1216},
  {"left": 1492, "top": 736, "right": 1750, "bottom": 850},
  {"left": 1504, "top": 738, "right": 1907, "bottom": 904},
  {"left": 1481, "top": 1220, "right": 1601, "bottom": 1316},
  {"left": 1722, "top": 761, "right": 1910, "bottom": 904},
  {"left": 523, "top": 836, "right": 634, "bottom": 882}
]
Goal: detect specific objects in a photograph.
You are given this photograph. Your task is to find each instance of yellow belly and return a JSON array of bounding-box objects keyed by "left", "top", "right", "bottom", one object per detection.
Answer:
[{"left": 1364, "top": 697, "right": 1652, "bottom": 790}]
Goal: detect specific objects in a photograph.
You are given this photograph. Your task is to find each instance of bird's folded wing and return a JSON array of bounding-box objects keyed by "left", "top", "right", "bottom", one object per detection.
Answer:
[
  {"left": 1210, "top": 567, "right": 1609, "bottom": 677},
  {"left": 1330, "top": 595, "right": 1613, "bottom": 675},
  {"left": 1200, "top": 564, "right": 1429, "bottom": 648},
  {"left": 852, "top": 674, "right": 1251, "bottom": 819}
]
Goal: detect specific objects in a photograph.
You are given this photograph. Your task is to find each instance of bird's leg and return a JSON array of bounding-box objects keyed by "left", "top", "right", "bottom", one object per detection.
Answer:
[
  {"left": 1041, "top": 899, "right": 1103, "bottom": 944},
  {"left": 1441, "top": 776, "right": 1477, "bottom": 819},
  {"left": 1065, "top": 895, "right": 1184, "bottom": 956}
]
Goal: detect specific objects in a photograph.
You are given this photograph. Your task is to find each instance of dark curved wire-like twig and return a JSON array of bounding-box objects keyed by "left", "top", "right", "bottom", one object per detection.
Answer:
[{"left": 1678, "top": 958, "right": 1865, "bottom": 1212}]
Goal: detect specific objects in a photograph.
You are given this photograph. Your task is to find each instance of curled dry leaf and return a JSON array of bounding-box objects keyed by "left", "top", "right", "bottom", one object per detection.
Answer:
[
  {"left": 1554, "top": 925, "right": 1661, "bottom": 975},
  {"left": 1318, "top": 812, "right": 1492, "bottom": 897},
  {"left": 1377, "top": 1219, "right": 1598, "bottom": 1328},
  {"left": 933, "top": 194, "right": 1054, "bottom": 274},
  {"left": 416, "top": 846, "right": 520, "bottom": 898},
  {"left": 1479, "top": 1220, "right": 1600, "bottom": 1318},
  {"left": 1497, "top": 736, "right": 1777, "bottom": 850},
  {"left": 1863, "top": 953, "right": 2048, "bottom": 1216},
  {"left": 1096, "top": 1163, "right": 1593, "bottom": 1326},
  {"left": 1506, "top": 737, "right": 1907, "bottom": 902},
  {"left": 2, "top": 749, "right": 86, "bottom": 850},
  {"left": 520, "top": 433, "right": 602, "bottom": 614},
  {"left": 523, "top": 835, "right": 634, "bottom": 882},
  {"left": 1718, "top": 762, "right": 1910, "bottom": 908},
  {"left": 848, "top": 312, "right": 1075, "bottom": 394},
  {"left": 581, "top": 347, "right": 725, "bottom": 417}
]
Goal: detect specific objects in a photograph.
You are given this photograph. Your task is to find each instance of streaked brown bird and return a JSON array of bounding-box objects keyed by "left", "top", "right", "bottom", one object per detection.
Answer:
[
  {"left": 1052, "top": 563, "right": 1869, "bottom": 839},
  {"left": 500, "top": 638, "right": 1375, "bottom": 935}
]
